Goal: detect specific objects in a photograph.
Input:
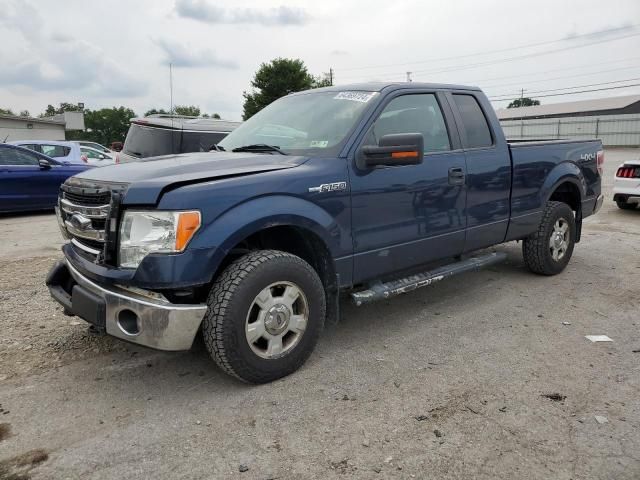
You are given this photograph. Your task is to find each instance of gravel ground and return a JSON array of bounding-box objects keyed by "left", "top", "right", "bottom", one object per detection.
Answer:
[{"left": 0, "top": 148, "right": 639, "bottom": 480}]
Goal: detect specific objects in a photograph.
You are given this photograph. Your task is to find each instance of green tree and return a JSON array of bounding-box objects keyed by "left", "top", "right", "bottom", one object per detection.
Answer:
[
  {"left": 0, "top": 108, "right": 15, "bottom": 115},
  {"left": 144, "top": 108, "right": 169, "bottom": 116},
  {"left": 173, "top": 105, "right": 200, "bottom": 117},
  {"left": 19, "top": 110, "right": 30, "bottom": 117},
  {"left": 242, "top": 58, "right": 328, "bottom": 120},
  {"left": 67, "top": 107, "right": 136, "bottom": 146},
  {"left": 212, "top": 113, "right": 221, "bottom": 119},
  {"left": 39, "top": 102, "right": 83, "bottom": 117},
  {"left": 507, "top": 97, "right": 540, "bottom": 108}
]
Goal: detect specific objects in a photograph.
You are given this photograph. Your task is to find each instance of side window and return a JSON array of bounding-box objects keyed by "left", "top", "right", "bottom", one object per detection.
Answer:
[
  {"left": 452, "top": 94, "right": 493, "bottom": 148},
  {"left": 181, "top": 132, "right": 226, "bottom": 153},
  {"left": 14, "top": 150, "right": 40, "bottom": 166},
  {"left": 40, "top": 145, "right": 71, "bottom": 157},
  {"left": 364, "top": 94, "right": 451, "bottom": 153},
  {"left": 0, "top": 148, "right": 18, "bottom": 165},
  {"left": 21, "top": 144, "right": 40, "bottom": 153}
]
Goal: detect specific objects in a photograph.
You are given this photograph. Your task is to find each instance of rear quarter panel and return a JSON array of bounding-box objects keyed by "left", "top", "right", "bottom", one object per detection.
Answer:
[{"left": 506, "top": 140, "right": 602, "bottom": 241}]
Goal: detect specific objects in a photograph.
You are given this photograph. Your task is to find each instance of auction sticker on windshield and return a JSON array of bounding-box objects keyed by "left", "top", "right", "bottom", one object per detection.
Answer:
[{"left": 334, "top": 91, "right": 376, "bottom": 103}]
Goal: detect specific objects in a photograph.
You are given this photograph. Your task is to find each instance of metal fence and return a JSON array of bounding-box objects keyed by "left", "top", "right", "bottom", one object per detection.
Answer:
[{"left": 500, "top": 113, "right": 640, "bottom": 147}]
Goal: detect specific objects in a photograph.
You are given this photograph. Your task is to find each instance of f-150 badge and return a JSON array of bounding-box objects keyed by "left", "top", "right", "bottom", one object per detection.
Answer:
[{"left": 308, "top": 182, "right": 347, "bottom": 193}]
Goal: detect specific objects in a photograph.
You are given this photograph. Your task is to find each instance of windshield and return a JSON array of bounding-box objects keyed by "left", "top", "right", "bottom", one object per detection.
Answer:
[{"left": 218, "top": 90, "right": 378, "bottom": 155}]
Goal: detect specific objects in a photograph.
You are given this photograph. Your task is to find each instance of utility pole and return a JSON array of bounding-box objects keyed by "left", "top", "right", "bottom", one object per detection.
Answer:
[
  {"left": 169, "top": 63, "right": 174, "bottom": 116},
  {"left": 406, "top": 71, "right": 413, "bottom": 82},
  {"left": 329, "top": 68, "right": 333, "bottom": 86}
]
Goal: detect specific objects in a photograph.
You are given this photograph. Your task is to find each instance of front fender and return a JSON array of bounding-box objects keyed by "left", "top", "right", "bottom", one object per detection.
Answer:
[{"left": 188, "top": 194, "right": 349, "bottom": 284}]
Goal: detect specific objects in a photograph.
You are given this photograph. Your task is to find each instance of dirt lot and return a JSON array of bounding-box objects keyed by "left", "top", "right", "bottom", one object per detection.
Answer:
[{"left": 1, "top": 149, "right": 639, "bottom": 480}]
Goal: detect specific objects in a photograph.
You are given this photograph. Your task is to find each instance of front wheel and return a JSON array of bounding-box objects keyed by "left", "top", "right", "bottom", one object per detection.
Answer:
[
  {"left": 523, "top": 201, "right": 576, "bottom": 275},
  {"left": 202, "top": 250, "right": 326, "bottom": 383}
]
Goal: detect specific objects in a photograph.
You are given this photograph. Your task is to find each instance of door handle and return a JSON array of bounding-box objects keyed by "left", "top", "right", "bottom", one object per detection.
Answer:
[{"left": 448, "top": 167, "right": 465, "bottom": 185}]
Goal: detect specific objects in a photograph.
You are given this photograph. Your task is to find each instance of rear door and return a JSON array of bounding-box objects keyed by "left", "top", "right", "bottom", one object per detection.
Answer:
[
  {"left": 447, "top": 92, "right": 511, "bottom": 252},
  {"left": 349, "top": 91, "right": 467, "bottom": 283}
]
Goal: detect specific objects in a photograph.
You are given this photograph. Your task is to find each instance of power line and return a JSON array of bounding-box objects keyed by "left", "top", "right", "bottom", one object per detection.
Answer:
[
  {"left": 488, "top": 83, "right": 640, "bottom": 100},
  {"left": 481, "top": 64, "right": 640, "bottom": 90},
  {"left": 337, "top": 24, "right": 639, "bottom": 72},
  {"left": 337, "top": 31, "right": 640, "bottom": 81},
  {"left": 488, "top": 77, "right": 640, "bottom": 100}
]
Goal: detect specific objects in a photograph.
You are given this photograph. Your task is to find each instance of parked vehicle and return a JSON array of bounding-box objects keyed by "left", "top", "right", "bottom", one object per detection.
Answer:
[
  {"left": 0, "top": 143, "right": 91, "bottom": 213},
  {"left": 80, "top": 146, "right": 116, "bottom": 167},
  {"left": 118, "top": 115, "right": 240, "bottom": 163},
  {"left": 613, "top": 159, "right": 640, "bottom": 210},
  {"left": 77, "top": 141, "right": 112, "bottom": 154},
  {"left": 46, "top": 83, "right": 603, "bottom": 383},
  {"left": 9, "top": 140, "right": 87, "bottom": 164}
]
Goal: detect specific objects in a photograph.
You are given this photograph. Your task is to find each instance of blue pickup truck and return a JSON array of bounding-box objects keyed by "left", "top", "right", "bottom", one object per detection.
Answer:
[{"left": 46, "top": 83, "right": 603, "bottom": 383}]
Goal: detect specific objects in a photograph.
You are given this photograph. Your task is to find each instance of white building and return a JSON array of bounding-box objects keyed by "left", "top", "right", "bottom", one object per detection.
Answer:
[
  {"left": 0, "top": 111, "right": 85, "bottom": 142},
  {"left": 496, "top": 95, "right": 640, "bottom": 147}
]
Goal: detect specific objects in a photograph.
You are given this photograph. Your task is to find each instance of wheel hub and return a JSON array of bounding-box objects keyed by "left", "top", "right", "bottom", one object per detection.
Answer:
[{"left": 264, "top": 304, "right": 290, "bottom": 335}]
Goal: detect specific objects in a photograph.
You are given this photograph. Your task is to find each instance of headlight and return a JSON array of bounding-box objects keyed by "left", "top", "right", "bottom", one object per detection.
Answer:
[{"left": 119, "top": 210, "right": 201, "bottom": 268}]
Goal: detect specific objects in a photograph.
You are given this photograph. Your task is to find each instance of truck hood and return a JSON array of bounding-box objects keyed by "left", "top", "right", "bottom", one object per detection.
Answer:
[{"left": 73, "top": 151, "right": 308, "bottom": 204}]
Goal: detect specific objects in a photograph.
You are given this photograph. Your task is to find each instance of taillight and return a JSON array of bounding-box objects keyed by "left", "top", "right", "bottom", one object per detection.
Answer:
[
  {"left": 616, "top": 166, "right": 637, "bottom": 178},
  {"left": 596, "top": 150, "right": 604, "bottom": 176}
]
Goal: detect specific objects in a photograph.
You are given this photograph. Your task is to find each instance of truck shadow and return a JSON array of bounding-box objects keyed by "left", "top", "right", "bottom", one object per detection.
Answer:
[{"left": 69, "top": 244, "right": 531, "bottom": 392}]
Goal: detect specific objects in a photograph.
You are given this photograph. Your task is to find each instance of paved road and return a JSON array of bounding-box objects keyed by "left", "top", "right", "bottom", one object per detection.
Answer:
[{"left": 1, "top": 149, "right": 639, "bottom": 479}]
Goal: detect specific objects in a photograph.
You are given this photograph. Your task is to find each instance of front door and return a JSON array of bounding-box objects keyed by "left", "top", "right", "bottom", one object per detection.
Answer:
[{"left": 349, "top": 92, "right": 467, "bottom": 284}]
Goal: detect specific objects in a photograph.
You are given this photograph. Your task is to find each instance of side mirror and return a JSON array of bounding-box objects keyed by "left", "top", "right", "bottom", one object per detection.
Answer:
[
  {"left": 360, "top": 133, "right": 424, "bottom": 168},
  {"left": 38, "top": 159, "right": 51, "bottom": 169}
]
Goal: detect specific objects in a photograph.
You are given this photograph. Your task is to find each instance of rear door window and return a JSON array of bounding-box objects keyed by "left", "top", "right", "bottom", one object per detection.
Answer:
[
  {"left": 181, "top": 131, "right": 228, "bottom": 153},
  {"left": 40, "top": 145, "right": 71, "bottom": 157},
  {"left": 123, "top": 124, "right": 180, "bottom": 158},
  {"left": 452, "top": 94, "right": 493, "bottom": 148}
]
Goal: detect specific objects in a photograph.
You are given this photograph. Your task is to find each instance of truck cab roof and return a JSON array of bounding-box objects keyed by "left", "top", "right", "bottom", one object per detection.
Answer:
[{"left": 290, "top": 82, "right": 481, "bottom": 95}]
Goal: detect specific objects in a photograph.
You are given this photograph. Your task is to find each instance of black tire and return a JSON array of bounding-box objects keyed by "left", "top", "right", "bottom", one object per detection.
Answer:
[
  {"left": 202, "top": 250, "right": 326, "bottom": 384},
  {"left": 616, "top": 200, "right": 636, "bottom": 210},
  {"left": 523, "top": 201, "right": 576, "bottom": 276}
]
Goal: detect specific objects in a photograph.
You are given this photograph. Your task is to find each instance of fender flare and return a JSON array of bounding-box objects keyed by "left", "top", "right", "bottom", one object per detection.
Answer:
[
  {"left": 541, "top": 162, "right": 587, "bottom": 207},
  {"left": 191, "top": 195, "right": 348, "bottom": 283}
]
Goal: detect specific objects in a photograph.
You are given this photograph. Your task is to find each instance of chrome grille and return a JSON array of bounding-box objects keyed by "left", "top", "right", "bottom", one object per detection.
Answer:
[{"left": 58, "top": 183, "right": 113, "bottom": 261}]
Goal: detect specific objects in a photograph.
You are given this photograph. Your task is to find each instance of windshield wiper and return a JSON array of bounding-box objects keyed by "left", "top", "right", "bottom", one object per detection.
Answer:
[
  {"left": 210, "top": 144, "right": 225, "bottom": 152},
  {"left": 231, "top": 144, "right": 286, "bottom": 155}
]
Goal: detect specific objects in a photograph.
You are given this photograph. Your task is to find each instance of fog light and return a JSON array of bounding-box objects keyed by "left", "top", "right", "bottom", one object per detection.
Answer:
[{"left": 117, "top": 309, "right": 140, "bottom": 335}]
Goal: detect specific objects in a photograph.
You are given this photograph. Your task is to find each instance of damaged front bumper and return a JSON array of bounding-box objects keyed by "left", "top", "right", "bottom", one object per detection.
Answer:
[{"left": 46, "top": 260, "right": 207, "bottom": 351}]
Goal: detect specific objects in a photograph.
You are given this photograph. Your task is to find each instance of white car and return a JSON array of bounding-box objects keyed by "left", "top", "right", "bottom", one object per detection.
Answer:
[
  {"left": 76, "top": 141, "right": 113, "bottom": 154},
  {"left": 613, "top": 159, "right": 640, "bottom": 210},
  {"left": 80, "top": 146, "right": 116, "bottom": 166}
]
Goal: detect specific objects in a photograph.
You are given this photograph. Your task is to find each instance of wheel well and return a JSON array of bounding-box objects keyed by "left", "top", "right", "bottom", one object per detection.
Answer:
[
  {"left": 549, "top": 181, "right": 581, "bottom": 212},
  {"left": 549, "top": 181, "right": 583, "bottom": 242},
  {"left": 221, "top": 226, "right": 338, "bottom": 295}
]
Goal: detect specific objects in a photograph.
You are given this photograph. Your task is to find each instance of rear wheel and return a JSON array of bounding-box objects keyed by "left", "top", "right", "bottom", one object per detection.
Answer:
[
  {"left": 201, "top": 250, "right": 326, "bottom": 383},
  {"left": 523, "top": 201, "right": 576, "bottom": 275},
  {"left": 616, "top": 199, "right": 636, "bottom": 210}
]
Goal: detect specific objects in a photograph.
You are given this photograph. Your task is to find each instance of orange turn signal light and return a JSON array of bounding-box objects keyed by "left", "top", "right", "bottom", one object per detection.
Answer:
[
  {"left": 391, "top": 151, "right": 419, "bottom": 159},
  {"left": 175, "top": 211, "right": 201, "bottom": 251}
]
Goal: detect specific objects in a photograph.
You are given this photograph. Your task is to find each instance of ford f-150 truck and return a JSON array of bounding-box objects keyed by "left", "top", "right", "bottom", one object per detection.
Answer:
[{"left": 46, "top": 82, "right": 604, "bottom": 383}]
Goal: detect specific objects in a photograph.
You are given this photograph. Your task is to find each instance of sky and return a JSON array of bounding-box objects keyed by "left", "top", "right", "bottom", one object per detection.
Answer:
[{"left": 0, "top": 0, "right": 639, "bottom": 121}]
